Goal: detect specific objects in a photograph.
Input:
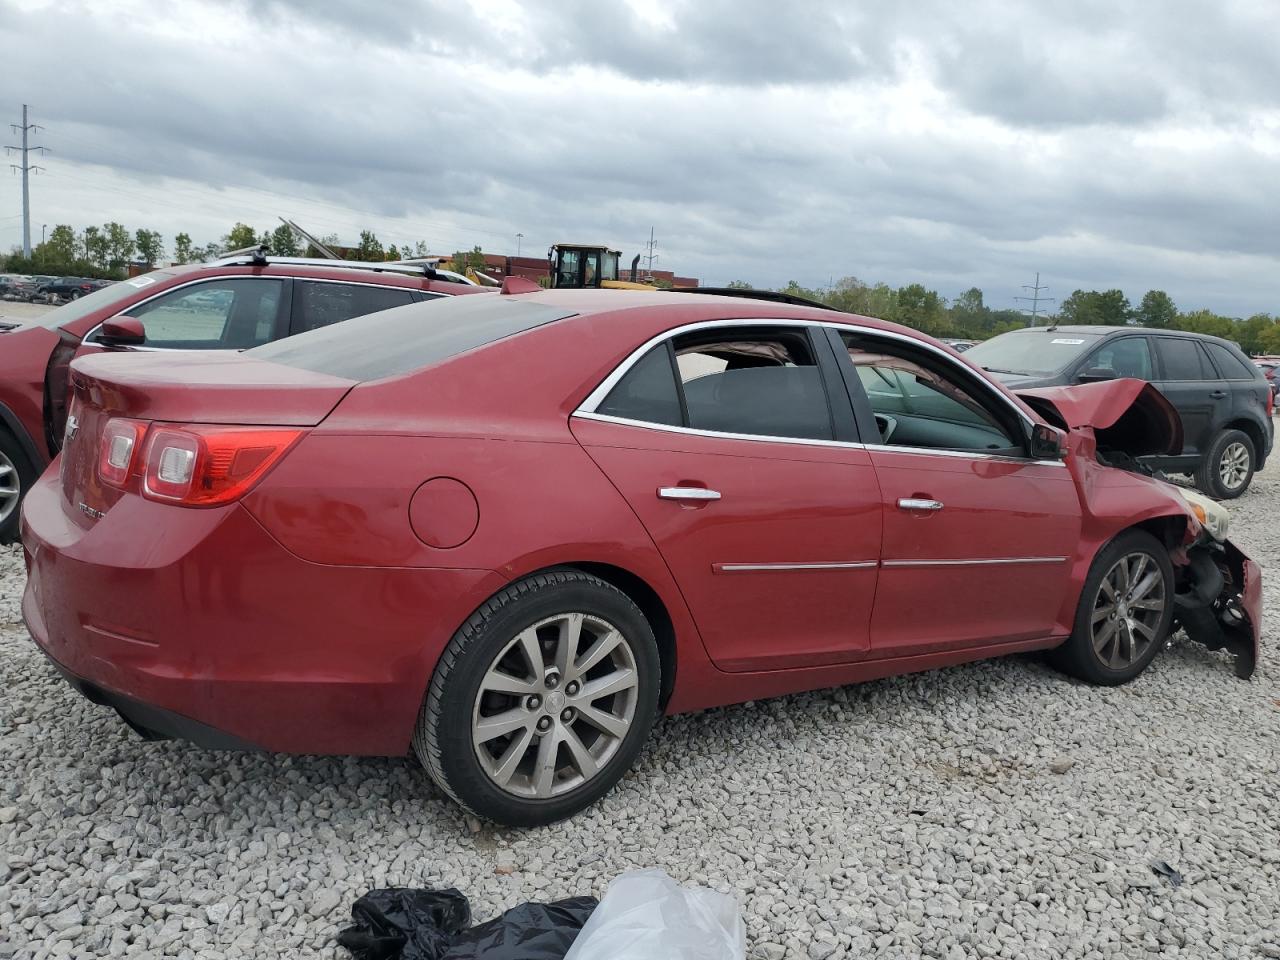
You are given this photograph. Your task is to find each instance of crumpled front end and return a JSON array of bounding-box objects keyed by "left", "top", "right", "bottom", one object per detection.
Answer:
[{"left": 1015, "top": 378, "right": 1261, "bottom": 679}]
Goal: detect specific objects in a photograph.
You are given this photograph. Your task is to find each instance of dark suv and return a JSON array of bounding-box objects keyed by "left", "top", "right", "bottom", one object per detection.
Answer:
[
  {"left": 0, "top": 254, "right": 486, "bottom": 542},
  {"left": 966, "top": 325, "right": 1274, "bottom": 499}
]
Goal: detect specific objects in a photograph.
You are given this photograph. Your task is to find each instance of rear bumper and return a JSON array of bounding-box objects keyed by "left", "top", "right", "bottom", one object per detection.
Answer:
[{"left": 21, "top": 471, "right": 506, "bottom": 755}]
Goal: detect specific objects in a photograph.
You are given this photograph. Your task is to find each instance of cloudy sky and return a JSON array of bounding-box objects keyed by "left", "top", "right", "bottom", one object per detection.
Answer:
[{"left": 1, "top": 0, "right": 1277, "bottom": 314}]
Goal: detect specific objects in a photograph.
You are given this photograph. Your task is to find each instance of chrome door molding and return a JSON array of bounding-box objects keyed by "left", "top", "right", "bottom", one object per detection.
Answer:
[
  {"left": 881, "top": 557, "right": 1069, "bottom": 568},
  {"left": 714, "top": 561, "right": 878, "bottom": 573}
]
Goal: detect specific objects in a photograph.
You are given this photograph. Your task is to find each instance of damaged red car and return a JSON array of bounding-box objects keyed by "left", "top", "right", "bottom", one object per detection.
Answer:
[{"left": 20, "top": 288, "right": 1261, "bottom": 826}]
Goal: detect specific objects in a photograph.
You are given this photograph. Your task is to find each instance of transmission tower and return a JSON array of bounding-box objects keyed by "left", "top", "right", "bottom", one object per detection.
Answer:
[
  {"left": 1013, "top": 272, "right": 1054, "bottom": 325},
  {"left": 5, "top": 104, "right": 47, "bottom": 258},
  {"left": 644, "top": 226, "right": 658, "bottom": 278}
]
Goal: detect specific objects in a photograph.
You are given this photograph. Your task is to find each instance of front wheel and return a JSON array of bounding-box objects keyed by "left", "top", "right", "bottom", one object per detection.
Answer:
[
  {"left": 0, "top": 429, "right": 35, "bottom": 545},
  {"left": 1195, "top": 429, "right": 1255, "bottom": 499},
  {"left": 1049, "top": 530, "right": 1174, "bottom": 685},
  {"left": 414, "top": 570, "right": 660, "bottom": 827}
]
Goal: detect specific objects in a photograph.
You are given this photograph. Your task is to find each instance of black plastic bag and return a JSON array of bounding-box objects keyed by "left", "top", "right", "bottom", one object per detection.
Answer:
[
  {"left": 337, "top": 887, "right": 597, "bottom": 960},
  {"left": 338, "top": 888, "right": 471, "bottom": 960}
]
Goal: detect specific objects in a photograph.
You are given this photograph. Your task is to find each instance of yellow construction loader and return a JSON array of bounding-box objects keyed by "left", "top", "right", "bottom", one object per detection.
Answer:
[{"left": 548, "top": 244, "right": 653, "bottom": 290}]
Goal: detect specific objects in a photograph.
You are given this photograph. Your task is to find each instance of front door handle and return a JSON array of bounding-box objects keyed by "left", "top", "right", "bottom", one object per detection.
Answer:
[
  {"left": 1210, "top": 390, "right": 1227, "bottom": 399},
  {"left": 658, "top": 486, "right": 721, "bottom": 501},
  {"left": 898, "top": 497, "right": 944, "bottom": 512}
]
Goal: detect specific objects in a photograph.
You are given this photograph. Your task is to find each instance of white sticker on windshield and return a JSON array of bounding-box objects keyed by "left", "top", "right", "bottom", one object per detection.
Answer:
[
  {"left": 125, "top": 276, "right": 156, "bottom": 289},
  {"left": 1051, "top": 338, "right": 1085, "bottom": 345}
]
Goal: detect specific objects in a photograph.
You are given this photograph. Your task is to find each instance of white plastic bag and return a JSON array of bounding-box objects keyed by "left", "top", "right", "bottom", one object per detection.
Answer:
[{"left": 564, "top": 869, "right": 745, "bottom": 960}]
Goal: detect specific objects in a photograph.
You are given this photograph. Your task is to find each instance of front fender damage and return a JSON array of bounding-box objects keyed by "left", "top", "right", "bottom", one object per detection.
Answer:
[{"left": 1175, "top": 538, "right": 1260, "bottom": 679}]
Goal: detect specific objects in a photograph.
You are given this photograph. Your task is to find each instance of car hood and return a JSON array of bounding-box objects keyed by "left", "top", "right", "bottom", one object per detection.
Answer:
[{"left": 1014, "top": 378, "right": 1182, "bottom": 458}]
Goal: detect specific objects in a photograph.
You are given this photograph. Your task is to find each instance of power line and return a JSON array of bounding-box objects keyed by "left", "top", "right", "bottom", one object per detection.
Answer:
[
  {"left": 1013, "top": 271, "right": 1055, "bottom": 326},
  {"left": 5, "top": 104, "right": 47, "bottom": 258}
]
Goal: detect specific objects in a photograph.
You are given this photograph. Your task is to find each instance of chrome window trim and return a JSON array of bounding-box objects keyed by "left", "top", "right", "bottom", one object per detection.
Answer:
[
  {"left": 576, "top": 316, "right": 1037, "bottom": 429},
  {"left": 881, "top": 557, "right": 1069, "bottom": 568},
  {"left": 716, "top": 561, "right": 878, "bottom": 572},
  {"left": 573, "top": 411, "right": 1067, "bottom": 468}
]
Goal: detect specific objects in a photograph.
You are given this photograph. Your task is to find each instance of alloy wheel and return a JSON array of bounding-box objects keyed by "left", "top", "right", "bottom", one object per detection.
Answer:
[
  {"left": 1090, "top": 551, "right": 1166, "bottom": 669},
  {"left": 471, "top": 612, "right": 638, "bottom": 799},
  {"left": 0, "top": 449, "right": 19, "bottom": 526},
  {"left": 1219, "top": 441, "right": 1250, "bottom": 491}
]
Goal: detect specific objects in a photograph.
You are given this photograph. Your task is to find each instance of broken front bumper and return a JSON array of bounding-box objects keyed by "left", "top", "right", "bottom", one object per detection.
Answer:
[{"left": 1176, "top": 538, "right": 1261, "bottom": 680}]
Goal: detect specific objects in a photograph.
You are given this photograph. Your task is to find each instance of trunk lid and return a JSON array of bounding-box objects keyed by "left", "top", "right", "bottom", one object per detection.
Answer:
[
  {"left": 60, "top": 352, "right": 354, "bottom": 526},
  {"left": 1015, "top": 378, "right": 1182, "bottom": 458}
]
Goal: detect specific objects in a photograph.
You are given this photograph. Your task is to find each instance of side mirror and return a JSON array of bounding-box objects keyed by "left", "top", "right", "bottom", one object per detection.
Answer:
[
  {"left": 1030, "top": 423, "right": 1065, "bottom": 460},
  {"left": 1077, "top": 367, "right": 1116, "bottom": 383},
  {"left": 98, "top": 316, "right": 146, "bottom": 348}
]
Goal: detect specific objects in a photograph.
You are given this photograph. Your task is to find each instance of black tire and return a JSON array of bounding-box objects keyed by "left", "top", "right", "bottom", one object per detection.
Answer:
[
  {"left": 413, "top": 570, "right": 661, "bottom": 827},
  {"left": 1048, "top": 530, "right": 1174, "bottom": 686},
  {"left": 1194, "top": 429, "right": 1255, "bottom": 500},
  {"left": 0, "top": 427, "right": 36, "bottom": 545}
]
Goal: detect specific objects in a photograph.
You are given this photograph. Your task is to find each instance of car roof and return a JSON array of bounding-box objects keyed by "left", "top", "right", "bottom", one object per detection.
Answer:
[{"left": 1011, "top": 325, "right": 1243, "bottom": 348}]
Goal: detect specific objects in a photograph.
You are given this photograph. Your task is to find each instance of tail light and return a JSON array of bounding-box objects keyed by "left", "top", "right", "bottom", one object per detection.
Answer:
[
  {"left": 1266, "top": 388, "right": 1274, "bottom": 418},
  {"left": 97, "top": 420, "right": 303, "bottom": 507}
]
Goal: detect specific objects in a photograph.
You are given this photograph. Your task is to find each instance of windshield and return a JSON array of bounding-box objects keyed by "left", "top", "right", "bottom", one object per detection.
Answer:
[
  {"left": 965, "top": 330, "right": 1104, "bottom": 377},
  {"left": 23, "top": 271, "right": 176, "bottom": 330}
]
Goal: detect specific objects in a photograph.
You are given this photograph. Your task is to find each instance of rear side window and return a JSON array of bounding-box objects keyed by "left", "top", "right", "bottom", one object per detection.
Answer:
[
  {"left": 250, "top": 295, "right": 576, "bottom": 381},
  {"left": 294, "top": 281, "right": 421, "bottom": 334},
  {"left": 1203, "top": 341, "right": 1260, "bottom": 380},
  {"left": 1156, "top": 337, "right": 1214, "bottom": 381},
  {"left": 120, "top": 277, "right": 284, "bottom": 349},
  {"left": 594, "top": 328, "right": 834, "bottom": 441}
]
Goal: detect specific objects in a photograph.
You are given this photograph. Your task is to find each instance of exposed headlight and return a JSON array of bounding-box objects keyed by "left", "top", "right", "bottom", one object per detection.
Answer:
[{"left": 1178, "top": 488, "right": 1230, "bottom": 541}]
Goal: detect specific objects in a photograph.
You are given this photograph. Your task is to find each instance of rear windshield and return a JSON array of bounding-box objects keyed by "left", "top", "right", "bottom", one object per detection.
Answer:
[
  {"left": 249, "top": 294, "right": 575, "bottom": 380},
  {"left": 27, "top": 271, "right": 177, "bottom": 329},
  {"left": 965, "top": 330, "right": 1104, "bottom": 377}
]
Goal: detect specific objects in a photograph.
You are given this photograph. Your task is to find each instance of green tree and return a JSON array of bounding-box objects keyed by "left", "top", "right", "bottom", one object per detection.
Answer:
[
  {"left": 892, "top": 283, "right": 950, "bottom": 336},
  {"left": 173, "top": 232, "right": 194, "bottom": 264},
  {"left": 81, "top": 226, "right": 108, "bottom": 270},
  {"left": 223, "top": 223, "right": 259, "bottom": 251},
  {"left": 353, "top": 230, "right": 385, "bottom": 261},
  {"left": 1134, "top": 290, "right": 1177, "bottom": 329},
  {"left": 950, "top": 286, "right": 990, "bottom": 334},
  {"left": 725, "top": 279, "right": 753, "bottom": 289},
  {"left": 1059, "top": 289, "right": 1131, "bottom": 326},
  {"left": 447, "top": 245, "right": 485, "bottom": 274},
  {"left": 1258, "top": 323, "right": 1280, "bottom": 354},
  {"left": 1175, "top": 309, "right": 1234, "bottom": 340},
  {"left": 1236, "top": 313, "right": 1275, "bottom": 355},
  {"left": 42, "top": 224, "right": 78, "bottom": 265},
  {"left": 269, "top": 224, "right": 301, "bottom": 257},
  {"left": 135, "top": 229, "right": 164, "bottom": 267},
  {"left": 103, "top": 222, "right": 136, "bottom": 274}
]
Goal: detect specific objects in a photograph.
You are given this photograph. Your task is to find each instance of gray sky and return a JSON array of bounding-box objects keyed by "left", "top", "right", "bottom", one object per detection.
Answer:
[{"left": 1, "top": 0, "right": 1277, "bottom": 315}]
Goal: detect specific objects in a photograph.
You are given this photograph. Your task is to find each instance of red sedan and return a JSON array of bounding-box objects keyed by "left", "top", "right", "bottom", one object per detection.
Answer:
[{"left": 20, "top": 287, "right": 1261, "bottom": 826}]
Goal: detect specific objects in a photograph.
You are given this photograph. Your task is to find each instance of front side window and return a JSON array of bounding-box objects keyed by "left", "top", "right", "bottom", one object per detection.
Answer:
[
  {"left": 1156, "top": 337, "right": 1214, "bottom": 381},
  {"left": 294, "top": 281, "right": 419, "bottom": 334},
  {"left": 116, "top": 277, "right": 284, "bottom": 349},
  {"left": 1085, "top": 337, "right": 1153, "bottom": 379},
  {"left": 556, "top": 249, "right": 580, "bottom": 287},
  {"left": 1203, "top": 341, "right": 1259, "bottom": 381},
  {"left": 840, "top": 332, "right": 1019, "bottom": 453},
  {"left": 594, "top": 328, "right": 834, "bottom": 441}
]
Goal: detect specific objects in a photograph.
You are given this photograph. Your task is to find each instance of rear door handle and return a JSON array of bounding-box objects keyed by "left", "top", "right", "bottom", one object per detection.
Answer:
[
  {"left": 658, "top": 486, "right": 721, "bottom": 501},
  {"left": 898, "top": 497, "right": 943, "bottom": 512},
  {"left": 1210, "top": 390, "right": 1227, "bottom": 399}
]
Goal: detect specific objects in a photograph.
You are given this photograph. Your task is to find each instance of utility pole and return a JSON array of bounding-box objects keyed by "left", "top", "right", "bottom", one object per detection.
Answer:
[
  {"left": 644, "top": 226, "right": 658, "bottom": 278},
  {"left": 1013, "top": 272, "right": 1055, "bottom": 326},
  {"left": 6, "top": 105, "right": 47, "bottom": 258}
]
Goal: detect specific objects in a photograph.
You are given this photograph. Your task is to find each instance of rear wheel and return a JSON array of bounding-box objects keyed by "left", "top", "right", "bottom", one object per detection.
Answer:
[
  {"left": 1049, "top": 530, "right": 1174, "bottom": 685},
  {"left": 414, "top": 570, "right": 660, "bottom": 827},
  {"left": 0, "top": 429, "right": 36, "bottom": 545},
  {"left": 1195, "top": 429, "right": 1255, "bottom": 499}
]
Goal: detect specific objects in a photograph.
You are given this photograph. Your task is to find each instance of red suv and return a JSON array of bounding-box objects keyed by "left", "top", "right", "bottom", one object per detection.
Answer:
[
  {"left": 0, "top": 254, "right": 485, "bottom": 541},
  {"left": 20, "top": 288, "right": 1261, "bottom": 826}
]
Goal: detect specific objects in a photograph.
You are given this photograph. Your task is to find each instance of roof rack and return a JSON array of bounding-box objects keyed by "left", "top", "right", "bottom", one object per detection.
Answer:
[
  {"left": 674, "top": 287, "right": 838, "bottom": 311},
  {"left": 209, "top": 248, "right": 477, "bottom": 286}
]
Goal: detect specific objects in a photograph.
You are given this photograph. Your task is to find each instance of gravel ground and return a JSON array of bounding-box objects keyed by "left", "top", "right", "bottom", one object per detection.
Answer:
[{"left": 2, "top": 467, "right": 1279, "bottom": 959}]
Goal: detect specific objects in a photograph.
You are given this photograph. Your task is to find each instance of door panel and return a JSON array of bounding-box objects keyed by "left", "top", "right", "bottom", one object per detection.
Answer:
[
  {"left": 1152, "top": 337, "right": 1223, "bottom": 457},
  {"left": 573, "top": 417, "right": 882, "bottom": 672},
  {"left": 869, "top": 449, "right": 1081, "bottom": 657}
]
